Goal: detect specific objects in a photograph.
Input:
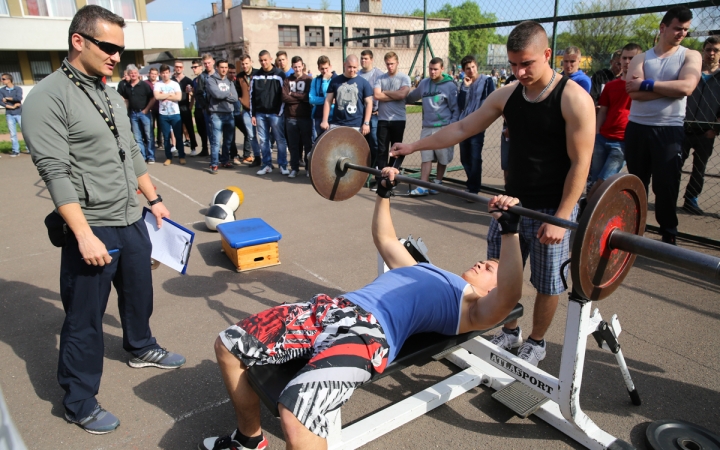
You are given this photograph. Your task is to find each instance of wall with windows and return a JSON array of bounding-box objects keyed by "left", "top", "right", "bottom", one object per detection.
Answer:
[{"left": 196, "top": 6, "right": 449, "bottom": 75}]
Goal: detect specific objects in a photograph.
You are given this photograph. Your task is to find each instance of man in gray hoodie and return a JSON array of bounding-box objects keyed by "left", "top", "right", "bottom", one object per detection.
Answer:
[
  {"left": 405, "top": 57, "right": 460, "bottom": 196},
  {"left": 206, "top": 59, "right": 239, "bottom": 174},
  {"left": 21, "top": 5, "right": 185, "bottom": 435}
]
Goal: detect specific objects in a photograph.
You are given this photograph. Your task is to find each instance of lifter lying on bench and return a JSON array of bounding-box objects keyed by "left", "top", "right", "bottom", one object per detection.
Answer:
[{"left": 199, "top": 166, "right": 526, "bottom": 450}]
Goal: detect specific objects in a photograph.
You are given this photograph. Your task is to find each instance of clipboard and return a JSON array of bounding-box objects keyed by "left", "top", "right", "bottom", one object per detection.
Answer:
[{"left": 142, "top": 208, "right": 195, "bottom": 274}]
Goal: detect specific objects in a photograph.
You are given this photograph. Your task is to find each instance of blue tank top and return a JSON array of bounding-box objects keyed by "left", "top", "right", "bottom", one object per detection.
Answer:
[{"left": 344, "top": 263, "right": 468, "bottom": 364}]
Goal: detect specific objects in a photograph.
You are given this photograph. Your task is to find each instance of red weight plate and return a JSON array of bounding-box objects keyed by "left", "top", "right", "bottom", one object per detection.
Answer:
[
  {"left": 309, "top": 127, "right": 370, "bottom": 201},
  {"left": 571, "top": 174, "right": 647, "bottom": 300}
]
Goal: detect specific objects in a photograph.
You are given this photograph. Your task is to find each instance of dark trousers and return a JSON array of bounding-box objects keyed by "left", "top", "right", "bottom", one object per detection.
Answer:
[
  {"left": 625, "top": 121, "right": 684, "bottom": 237},
  {"left": 460, "top": 132, "right": 486, "bottom": 194},
  {"left": 230, "top": 114, "right": 252, "bottom": 159},
  {"left": 59, "top": 221, "right": 159, "bottom": 420},
  {"left": 376, "top": 120, "right": 406, "bottom": 169},
  {"left": 179, "top": 106, "right": 197, "bottom": 150},
  {"left": 366, "top": 114, "right": 379, "bottom": 167},
  {"left": 153, "top": 112, "right": 163, "bottom": 147},
  {"left": 681, "top": 133, "right": 715, "bottom": 200},
  {"left": 193, "top": 107, "right": 209, "bottom": 153},
  {"left": 286, "top": 117, "right": 313, "bottom": 171}
]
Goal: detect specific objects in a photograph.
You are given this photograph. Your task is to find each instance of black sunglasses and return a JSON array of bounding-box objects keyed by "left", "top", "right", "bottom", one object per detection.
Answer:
[
  {"left": 79, "top": 33, "right": 125, "bottom": 56},
  {"left": 191, "top": 65, "right": 200, "bottom": 69}
]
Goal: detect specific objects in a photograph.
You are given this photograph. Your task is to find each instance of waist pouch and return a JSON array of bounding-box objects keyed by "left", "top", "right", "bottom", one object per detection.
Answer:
[{"left": 44, "top": 211, "right": 68, "bottom": 247}]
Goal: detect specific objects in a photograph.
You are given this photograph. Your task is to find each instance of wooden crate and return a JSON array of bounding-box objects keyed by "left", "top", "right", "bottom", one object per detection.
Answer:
[{"left": 221, "top": 237, "right": 280, "bottom": 272}]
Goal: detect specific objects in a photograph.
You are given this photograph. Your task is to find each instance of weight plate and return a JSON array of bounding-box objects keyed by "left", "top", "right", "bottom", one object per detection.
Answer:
[
  {"left": 309, "top": 127, "right": 370, "bottom": 201},
  {"left": 571, "top": 173, "right": 647, "bottom": 300},
  {"left": 646, "top": 419, "right": 720, "bottom": 450}
]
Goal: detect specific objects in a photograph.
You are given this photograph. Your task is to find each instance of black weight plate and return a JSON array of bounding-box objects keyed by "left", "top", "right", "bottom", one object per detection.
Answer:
[{"left": 646, "top": 419, "right": 720, "bottom": 450}]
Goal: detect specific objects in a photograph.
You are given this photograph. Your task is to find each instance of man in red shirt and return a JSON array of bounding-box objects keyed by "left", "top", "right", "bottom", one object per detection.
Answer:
[{"left": 587, "top": 43, "right": 643, "bottom": 198}]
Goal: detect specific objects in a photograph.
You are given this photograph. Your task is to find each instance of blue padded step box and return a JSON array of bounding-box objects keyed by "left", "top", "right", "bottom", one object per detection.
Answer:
[{"left": 217, "top": 218, "right": 282, "bottom": 272}]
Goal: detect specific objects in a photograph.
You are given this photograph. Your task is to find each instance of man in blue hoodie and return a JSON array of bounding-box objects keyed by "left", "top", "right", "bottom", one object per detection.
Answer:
[
  {"left": 405, "top": 57, "right": 460, "bottom": 196},
  {"left": 561, "top": 46, "right": 592, "bottom": 93},
  {"left": 309, "top": 55, "right": 335, "bottom": 144}
]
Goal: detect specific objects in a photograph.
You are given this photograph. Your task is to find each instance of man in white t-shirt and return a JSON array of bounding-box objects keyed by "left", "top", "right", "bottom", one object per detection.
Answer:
[
  {"left": 373, "top": 51, "right": 411, "bottom": 171},
  {"left": 154, "top": 64, "right": 185, "bottom": 166}
]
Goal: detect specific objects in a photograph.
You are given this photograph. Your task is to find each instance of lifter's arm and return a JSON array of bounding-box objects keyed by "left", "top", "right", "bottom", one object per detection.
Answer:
[{"left": 372, "top": 168, "right": 417, "bottom": 269}]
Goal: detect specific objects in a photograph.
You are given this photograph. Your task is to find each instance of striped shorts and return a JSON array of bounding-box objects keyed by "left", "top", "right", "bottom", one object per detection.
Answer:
[
  {"left": 487, "top": 204, "right": 578, "bottom": 295},
  {"left": 219, "top": 294, "right": 390, "bottom": 438}
]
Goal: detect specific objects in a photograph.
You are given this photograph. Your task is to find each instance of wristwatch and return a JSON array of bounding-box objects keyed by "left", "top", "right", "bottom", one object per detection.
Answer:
[
  {"left": 148, "top": 195, "right": 163, "bottom": 207},
  {"left": 363, "top": 121, "right": 370, "bottom": 126}
]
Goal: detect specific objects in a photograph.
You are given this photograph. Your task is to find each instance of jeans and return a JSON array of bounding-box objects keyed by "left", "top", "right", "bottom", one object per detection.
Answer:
[
  {"left": 625, "top": 121, "right": 684, "bottom": 237},
  {"left": 285, "top": 117, "right": 313, "bottom": 171},
  {"left": 681, "top": 132, "right": 715, "bottom": 200},
  {"left": 459, "top": 132, "right": 485, "bottom": 194},
  {"left": 242, "top": 110, "right": 260, "bottom": 157},
  {"left": 210, "top": 112, "right": 235, "bottom": 167},
  {"left": 366, "top": 114, "right": 379, "bottom": 165},
  {"left": 6, "top": 114, "right": 21, "bottom": 154},
  {"left": 589, "top": 134, "right": 625, "bottom": 185},
  {"left": 312, "top": 116, "right": 326, "bottom": 144},
  {"left": 376, "top": 120, "right": 406, "bottom": 169},
  {"left": 158, "top": 114, "right": 185, "bottom": 160},
  {"left": 256, "top": 112, "right": 288, "bottom": 168},
  {"left": 194, "top": 107, "right": 208, "bottom": 152},
  {"left": 129, "top": 110, "right": 155, "bottom": 161}
]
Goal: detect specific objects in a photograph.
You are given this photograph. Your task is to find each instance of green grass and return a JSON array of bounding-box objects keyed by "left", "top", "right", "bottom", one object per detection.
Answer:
[
  {"left": 406, "top": 105, "right": 422, "bottom": 114},
  {"left": 0, "top": 140, "right": 27, "bottom": 153},
  {"left": 0, "top": 117, "right": 10, "bottom": 134}
]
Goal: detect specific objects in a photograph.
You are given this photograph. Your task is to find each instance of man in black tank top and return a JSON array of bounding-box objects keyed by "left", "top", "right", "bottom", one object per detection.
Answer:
[{"left": 391, "top": 21, "right": 595, "bottom": 366}]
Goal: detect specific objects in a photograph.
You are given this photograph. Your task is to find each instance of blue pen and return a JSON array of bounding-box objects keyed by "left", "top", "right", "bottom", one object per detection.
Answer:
[{"left": 81, "top": 249, "right": 119, "bottom": 260}]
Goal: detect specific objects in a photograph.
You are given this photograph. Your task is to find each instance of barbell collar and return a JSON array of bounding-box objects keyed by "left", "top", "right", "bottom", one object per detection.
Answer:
[
  {"left": 609, "top": 230, "right": 720, "bottom": 280},
  {"left": 344, "top": 161, "right": 579, "bottom": 231}
]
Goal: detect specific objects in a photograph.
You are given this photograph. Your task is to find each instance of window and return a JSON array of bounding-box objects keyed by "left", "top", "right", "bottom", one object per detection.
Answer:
[
  {"left": 24, "top": 0, "right": 76, "bottom": 17},
  {"left": 373, "top": 29, "right": 390, "bottom": 48},
  {"left": 28, "top": 51, "right": 52, "bottom": 83},
  {"left": 395, "top": 30, "right": 409, "bottom": 48},
  {"left": 413, "top": 33, "right": 424, "bottom": 47},
  {"left": 278, "top": 25, "right": 300, "bottom": 47},
  {"left": 0, "top": 52, "right": 22, "bottom": 85},
  {"left": 87, "top": 0, "right": 136, "bottom": 20},
  {"left": 329, "top": 27, "right": 345, "bottom": 47},
  {"left": 305, "top": 26, "right": 324, "bottom": 47},
  {"left": 352, "top": 28, "right": 370, "bottom": 47},
  {"left": 0, "top": 0, "right": 9, "bottom": 15}
]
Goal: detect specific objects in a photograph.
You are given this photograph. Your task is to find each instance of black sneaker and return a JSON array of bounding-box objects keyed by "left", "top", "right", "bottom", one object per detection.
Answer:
[
  {"left": 248, "top": 158, "right": 262, "bottom": 168},
  {"left": 199, "top": 430, "right": 268, "bottom": 450},
  {"left": 65, "top": 404, "right": 120, "bottom": 435},
  {"left": 661, "top": 234, "right": 677, "bottom": 246},
  {"left": 128, "top": 348, "right": 186, "bottom": 369}
]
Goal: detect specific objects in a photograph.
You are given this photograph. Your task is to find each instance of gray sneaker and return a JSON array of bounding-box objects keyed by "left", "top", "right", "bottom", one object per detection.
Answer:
[
  {"left": 517, "top": 340, "right": 546, "bottom": 366},
  {"left": 128, "top": 348, "right": 186, "bottom": 369},
  {"left": 65, "top": 404, "right": 120, "bottom": 435},
  {"left": 489, "top": 327, "right": 523, "bottom": 350}
]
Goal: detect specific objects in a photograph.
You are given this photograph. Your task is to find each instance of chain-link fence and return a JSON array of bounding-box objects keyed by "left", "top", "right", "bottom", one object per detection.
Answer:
[{"left": 340, "top": 0, "right": 720, "bottom": 244}]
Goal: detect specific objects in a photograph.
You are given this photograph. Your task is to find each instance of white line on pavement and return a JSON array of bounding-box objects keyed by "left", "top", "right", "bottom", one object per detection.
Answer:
[
  {"left": 293, "top": 262, "right": 345, "bottom": 291},
  {"left": 149, "top": 174, "right": 205, "bottom": 208}
]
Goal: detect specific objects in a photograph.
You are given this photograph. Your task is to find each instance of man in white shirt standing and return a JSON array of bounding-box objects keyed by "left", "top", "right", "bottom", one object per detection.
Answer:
[{"left": 154, "top": 64, "right": 185, "bottom": 166}]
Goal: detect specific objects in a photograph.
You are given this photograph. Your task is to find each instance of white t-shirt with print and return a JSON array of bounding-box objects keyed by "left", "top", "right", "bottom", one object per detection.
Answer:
[{"left": 154, "top": 80, "right": 181, "bottom": 116}]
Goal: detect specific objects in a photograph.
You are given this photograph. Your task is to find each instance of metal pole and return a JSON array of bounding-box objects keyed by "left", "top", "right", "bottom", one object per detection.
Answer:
[
  {"left": 423, "top": 0, "right": 428, "bottom": 78},
  {"left": 551, "top": 0, "right": 560, "bottom": 70},
  {"left": 341, "top": 0, "right": 347, "bottom": 62}
]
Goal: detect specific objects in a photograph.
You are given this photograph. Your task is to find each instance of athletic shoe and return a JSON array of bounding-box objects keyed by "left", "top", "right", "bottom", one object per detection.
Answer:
[
  {"left": 517, "top": 340, "right": 546, "bottom": 366},
  {"left": 489, "top": 328, "right": 523, "bottom": 350},
  {"left": 179, "top": 158, "right": 187, "bottom": 166},
  {"left": 183, "top": 140, "right": 191, "bottom": 147},
  {"left": 306, "top": 171, "right": 310, "bottom": 177},
  {"left": 210, "top": 165, "right": 219, "bottom": 174},
  {"left": 242, "top": 156, "right": 254, "bottom": 164},
  {"left": 163, "top": 159, "right": 172, "bottom": 166},
  {"left": 257, "top": 165, "right": 273, "bottom": 175},
  {"left": 171, "top": 146, "right": 178, "bottom": 155},
  {"left": 248, "top": 159, "right": 262, "bottom": 168},
  {"left": 429, "top": 179, "right": 442, "bottom": 195},
  {"left": 128, "top": 348, "right": 186, "bottom": 369},
  {"left": 189, "top": 149, "right": 200, "bottom": 157},
  {"left": 288, "top": 170, "right": 297, "bottom": 178},
  {"left": 233, "top": 157, "right": 242, "bottom": 165},
  {"left": 199, "top": 430, "right": 268, "bottom": 450},
  {"left": 409, "top": 187, "right": 429, "bottom": 197},
  {"left": 661, "top": 234, "right": 677, "bottom": 246},
  {"left": 299, "top": 160, "right": 305, "bottom": 167},
  {"left": 682, "top": 198, "right": 704, "bottom": 216},
  {"left": 10, "top": 153, "right": 18, "bottom": 157},
  {"left": 65, "top": 404, "right": 120, "bottom": 435},
  {"left": 147, "top": 159, "right": 155, "bottom": 164},
  {"left": 221, "top": 162, "right": 234, "bottom": 168},
  {"left": 280, "top": 166, "right": 290, "bottom": 175},
  {"left": 198, "top": 150, "right": 210, "bottom": 157}
]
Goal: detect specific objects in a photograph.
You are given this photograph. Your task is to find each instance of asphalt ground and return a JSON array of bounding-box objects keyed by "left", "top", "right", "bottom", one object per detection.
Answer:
[{"left": 1, "top": 127, "right": 719, "bottom": 450}]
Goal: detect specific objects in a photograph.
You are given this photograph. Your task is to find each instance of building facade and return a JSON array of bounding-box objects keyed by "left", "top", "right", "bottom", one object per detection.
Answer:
[
  {"left": 195, "top": 0, "right": 449, "bottom": 75},
  {"left": 0, "top": 0, "right": 184, "bottom": 90}
]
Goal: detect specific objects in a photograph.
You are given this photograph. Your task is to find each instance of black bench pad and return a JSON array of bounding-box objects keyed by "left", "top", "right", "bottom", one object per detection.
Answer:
[{"left": 247, "top": 304, "right": 524, "bottom": 417}]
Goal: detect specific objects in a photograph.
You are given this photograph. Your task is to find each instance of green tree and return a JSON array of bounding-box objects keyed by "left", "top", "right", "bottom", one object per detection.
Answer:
[
  {"left": 411, "top": 1, "right": 504, "bottom": 65},
  {"left": 629, "top": 13, "right": 661, "bottom": 51},
  {"left": 177, "top": 42, "right": 198, "bottom": 58},
  {"left": 568, "top": 0, "right": 633, "bottom": 73}
]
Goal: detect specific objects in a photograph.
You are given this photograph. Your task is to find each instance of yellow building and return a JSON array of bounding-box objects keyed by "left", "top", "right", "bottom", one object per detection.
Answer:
[{"left": 0, "top": 0, "right": 183, "bottom": 89}]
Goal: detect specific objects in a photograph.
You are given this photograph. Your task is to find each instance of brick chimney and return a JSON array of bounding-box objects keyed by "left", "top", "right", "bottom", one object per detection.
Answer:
[
  {"left": 223, "top": 0, "right": 232, "bottom": 12},
  {"left": 211, "top": 2, "right": 218, "bottom": 15}
]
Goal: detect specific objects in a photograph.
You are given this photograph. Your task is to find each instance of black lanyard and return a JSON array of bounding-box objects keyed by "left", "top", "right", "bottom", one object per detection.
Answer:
[{"left": 61, "top": 63, "right": 125, "bottom": 162}]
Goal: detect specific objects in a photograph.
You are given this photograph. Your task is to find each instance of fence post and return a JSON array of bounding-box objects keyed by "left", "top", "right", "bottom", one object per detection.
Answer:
[
  {"left": 551, "top": 0, "right": 560, "bottom": 69},
  {"left": 422, "top": 0, "right": 427, "bottom": 77},
  {"left": 341, "top": 0, "right": 347, "bottom": 62}
]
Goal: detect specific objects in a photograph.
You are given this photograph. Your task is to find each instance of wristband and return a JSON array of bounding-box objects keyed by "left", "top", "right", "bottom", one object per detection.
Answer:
[
  {"left": 148, "top": 194, "right": 163, "bottom": 207},
  {"left": 490, "top": 201, "right": 522, "bottom": 235},
  {"left": 376, "top": 177, "right": 395, "bottom": 198},
  {"left": 639, "top": 79, "right": 654, "bottom": 92}
]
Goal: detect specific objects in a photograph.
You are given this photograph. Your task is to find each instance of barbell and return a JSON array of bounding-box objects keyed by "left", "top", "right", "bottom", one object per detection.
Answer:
[{"left": 308, "top": 127, "right": 720, "bottom": 301}]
